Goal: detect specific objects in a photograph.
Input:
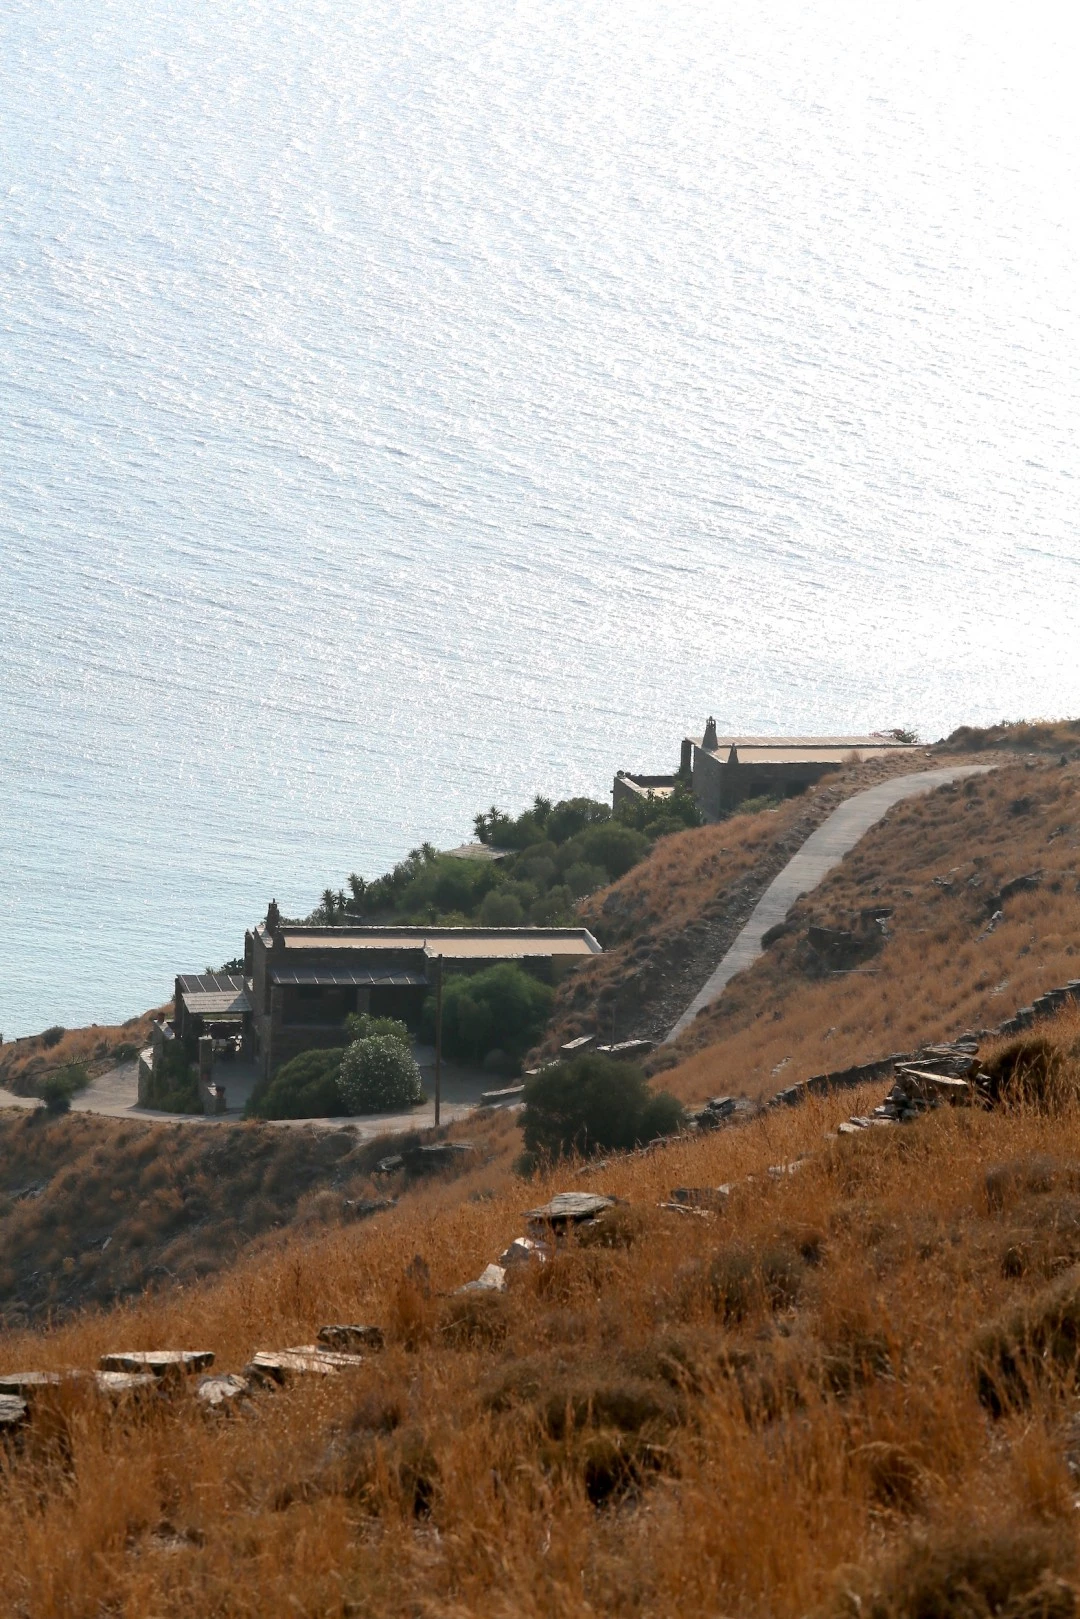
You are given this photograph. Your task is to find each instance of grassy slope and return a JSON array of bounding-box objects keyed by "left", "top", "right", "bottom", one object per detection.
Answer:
[
  {"left": 4, "top": 1014, "right": 1080, "bottom": 1615},
  {"left": 0, "top": 1112, "right": 506, "bottom": 1329},
  {"left": 0, "top": 1007, "right": 164, "bottom": 1097},
  {"left": 542, "top": 747, "right": 957, "bottom": 1054},
  {"left": 654, "top": 756, "right": 1080, "bottom": 1104}
]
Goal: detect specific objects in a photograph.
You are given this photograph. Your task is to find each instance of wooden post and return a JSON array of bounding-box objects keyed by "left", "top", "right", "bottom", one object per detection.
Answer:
[{"left": 434, "top": 955, "right": 443, "bottom": 1127}]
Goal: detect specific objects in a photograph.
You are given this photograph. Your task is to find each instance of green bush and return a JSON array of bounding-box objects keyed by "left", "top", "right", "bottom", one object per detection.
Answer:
[
  {"left": 41, "top": 1026, "right": 65, "bottom": 1049},
  {"left": 245, "top": 1048, "right": 344, "bottom": 1119},
  {"left": 338, "top": 1036, "right": 425, "bottom": 1113},
  {"left": 425, "top": 963, "right": 555, "bottom": 1064},
  {"left": 344, "top": 1013, "right": 411, "bottom": 1048},
  {"left": 521, "top": 1055, "right": 685, "bottom": 1163},
  {"left": 478, "top": 890, "right": 525, "bottom": 926},
  {"left": 142, "top": 1046, "right": 202, "bottom": 1114}
]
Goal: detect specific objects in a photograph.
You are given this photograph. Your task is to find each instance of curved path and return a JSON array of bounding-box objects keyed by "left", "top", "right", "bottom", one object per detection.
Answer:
[{"left": 664, "top": 764, "right": 995, "bottom": 1044}]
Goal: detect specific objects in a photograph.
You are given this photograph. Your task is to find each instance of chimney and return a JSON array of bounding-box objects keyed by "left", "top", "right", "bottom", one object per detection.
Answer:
[{"left": 702, "top": 716, "right": 719, "bottom": 751}]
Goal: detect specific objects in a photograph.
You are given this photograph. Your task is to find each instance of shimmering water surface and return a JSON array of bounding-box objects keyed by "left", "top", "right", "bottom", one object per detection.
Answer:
[{"left": 3, "top": 0, "right": 1080, "bottom": 1036}]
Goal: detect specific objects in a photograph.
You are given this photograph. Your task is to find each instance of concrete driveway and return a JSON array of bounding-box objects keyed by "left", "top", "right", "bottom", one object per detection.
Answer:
[{"left": 0, "top": 1044, "right": 492, "bottom": 1138}]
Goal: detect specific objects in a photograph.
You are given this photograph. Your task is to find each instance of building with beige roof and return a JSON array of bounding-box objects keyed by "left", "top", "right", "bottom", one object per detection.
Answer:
[{"left": 614, "top": 720, "right": 918, "bottom": 823}]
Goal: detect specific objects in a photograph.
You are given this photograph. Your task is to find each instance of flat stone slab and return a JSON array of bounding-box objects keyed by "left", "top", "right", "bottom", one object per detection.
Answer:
[
  {"left": 524, "top": 1192, "right": 615, "bottom": 1226},
  {"left": 94, "top": 1370, "right": 158, "bottom": 1397},
  {"left": 317, "top": 1324, "right": 385, "bottom": 1353},
  {"left": 195, "top": 1374, "right": 250, "bottom": 1410},
  {"left": 244, "top": 1346, "right": 365, "bottom": 1386},
  {"left": 99, "top": 1351, "right": 215, "bottom": 1377},
  {"left": 0, "top": 1394, "right": 29, "bottom": 1430},
  {"left": 896, "top": 1070, "right": 973, "bottom": 1101},
  {"left": 0, "top": 1371, "right": 67, "bottom": 1396}
]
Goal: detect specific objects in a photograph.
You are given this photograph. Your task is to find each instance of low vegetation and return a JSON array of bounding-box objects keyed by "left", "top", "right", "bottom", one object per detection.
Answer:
[
  {"left": 338, "top": 1035, "right": 425, "bottom": 1113},
  {"left": 310, "top": 784, "right": 701, "bottom": 929},
  {"left": 246, "top": 1016, "right": 425, "bottom": 1120},
  {"left": 520, "top": 1054, "right": 685, "bottom": 1168},
  {"left": 423, "top": 960, "right": 554, "bottom": 1070},
  {"left": 6, "top": 1010, "right": 1080, "bottom": 1614},
  {"left": 0, "top": 1008, "right": 161, "bottom": 1098}
]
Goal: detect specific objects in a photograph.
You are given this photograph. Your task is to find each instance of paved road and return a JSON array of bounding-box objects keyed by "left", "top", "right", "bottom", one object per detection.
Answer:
[{"left": 664, "top": 764, "right": 995, "bottom": 1044}]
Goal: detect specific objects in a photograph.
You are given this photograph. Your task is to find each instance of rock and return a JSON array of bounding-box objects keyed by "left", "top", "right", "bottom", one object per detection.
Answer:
[
  {"left": 0, "top": 1394, "right": 28, "bottom": 1432},
  {"left": 0, "top": 1370, "right": 67, "bottom": 1397},
  {"left": 705, "top": 1096, "right": 737, "bottom": 1117},
  {"left": 94, "top": 1370, "right": 158, "bottom": 1397},
  {"left": 894, "top": 1070, "right": 973, "bottom": 1105},
  {"left": 317, "top": 1324, "right": 385, "bottom": 1352},
  {"left": 342, "top": 1197, "right": 395, "bottom": 1220},
  {"left": 99, "top": 1351, "right": 215, "bottom": 1378},
  {"left": 378, "top": 1143, "right": 479, "bottom": 1176},
  {"left": 244, "top": 1346, "right": 365, "bottom": 1387},
  {"left": 668, "top": 1186, "right": 731, "bottom": 1208},
  {"left": 524, "top": 1192, "right": 616, "bottom": 1230},
  {"left": 459, "top": 1264, "right": 507, "bottom": 1294},
  {"left": 194, "top": 1374, "right": 250, "bottom": 1411},
  {"left": 498, "top": 1237, "right": 549, "bottom": 1268}
]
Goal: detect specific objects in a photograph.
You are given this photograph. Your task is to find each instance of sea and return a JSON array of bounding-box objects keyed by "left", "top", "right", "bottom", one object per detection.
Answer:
[{"left": 2, "top": 0, "right": 1080, "bottom": 1038}]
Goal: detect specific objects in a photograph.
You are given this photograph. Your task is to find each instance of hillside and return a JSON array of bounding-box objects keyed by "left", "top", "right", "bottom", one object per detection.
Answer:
[
  {"left": 4, "top": 1009, "right": 1080, "bottom": 1615},
  {"left": 538, "top": 745, "right": 952, "bottom": 1054},
  {"left": 0, "top": 1110, "right": 508, "bottom": 1329},
  {"left": 652, "top": 755, "right": 1080, "bottom": 1104}
]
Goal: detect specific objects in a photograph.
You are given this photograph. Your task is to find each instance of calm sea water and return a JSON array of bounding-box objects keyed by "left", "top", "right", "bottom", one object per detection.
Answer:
[{"left": 2, "top": 0, "right": 1080, "bottom": 1038}]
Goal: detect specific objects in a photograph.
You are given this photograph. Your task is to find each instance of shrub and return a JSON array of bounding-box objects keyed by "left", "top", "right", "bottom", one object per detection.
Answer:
[
  {"left": 478, "top": 890, "right": 525, "bottom": 926},
  {"left": 338, "top": 1036, "right": 425, "bottom": 1114},
  {"left": 40, "top": 1072, "right": 74, "bottom": 1115},
  {"left": 521, "top": 1055, "right": 685, "bottom": 1162},
  {"left": 246, "top": 1048, "right": 344, "bottom": 1119},
  {"left": 41, "top": 1026, "right": 65, "bottom": 1049},
  {"left": 344, "top": 1012, "right": 411, "bottom": 1048},
  {"left": 425, "top": 963, "right": 555, "bottom": 1064}
]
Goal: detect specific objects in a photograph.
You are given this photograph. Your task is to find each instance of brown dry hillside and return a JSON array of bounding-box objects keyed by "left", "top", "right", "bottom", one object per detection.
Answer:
[
  {"left": 654, "top": 756, "right": 1080, "bottom": 1105},
  {"left": 0, "top": 1109, "right": 504, "bottom": 1331},
  {"left": 541, "top": 747, "right": 965, "bottom": 1054},
  {"left": 5, "top": 1011, "right": 1080, "bottom": 1616}
]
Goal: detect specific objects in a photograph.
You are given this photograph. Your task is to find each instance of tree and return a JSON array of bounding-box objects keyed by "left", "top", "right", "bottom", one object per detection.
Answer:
[
  {"left": 425, "top": 962, "right": 554, "bottom": 1064},
  {"left": 521, "top": 1055, "right": 685, "bottom": 1163},
  {"left": 338, "top": 1036, "right": 425, "bottom": 1113}
]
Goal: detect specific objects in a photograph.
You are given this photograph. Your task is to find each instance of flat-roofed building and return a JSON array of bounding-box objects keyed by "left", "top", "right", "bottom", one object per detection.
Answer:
[
  {"left": 242, "top": 906, "right": 602, "bottom": 1077},
  {"left": 687, "top": 719, "right": 918, "bottom": 819}
]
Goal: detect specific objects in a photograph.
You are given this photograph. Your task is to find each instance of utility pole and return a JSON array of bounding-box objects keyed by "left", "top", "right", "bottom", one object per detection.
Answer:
[{"left": 434, "top": 954, "right": 443, "bottom": 1127}]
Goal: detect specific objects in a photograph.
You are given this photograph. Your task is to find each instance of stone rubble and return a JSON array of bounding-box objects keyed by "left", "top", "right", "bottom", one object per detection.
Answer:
[{"left": 194, "top": 1374, "right": 250, "bottom": 1411}]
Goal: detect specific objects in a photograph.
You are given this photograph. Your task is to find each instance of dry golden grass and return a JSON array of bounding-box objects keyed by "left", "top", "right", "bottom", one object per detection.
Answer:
[
  {"left": 7, "top": 1014, "right": 1080, "bottom": 1615},
  {"left": 657, "top": 758, "right": 1080, "bottom": 1104},
  {"left": 0, "top": 1109, "right": 497, "bottom": 1328},
  {"left": 546, "top": 748, "right": 950, "bottom": 1053},
  {"left": 0, "top": 1007, "right": 166, "bottom": 1096}
]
